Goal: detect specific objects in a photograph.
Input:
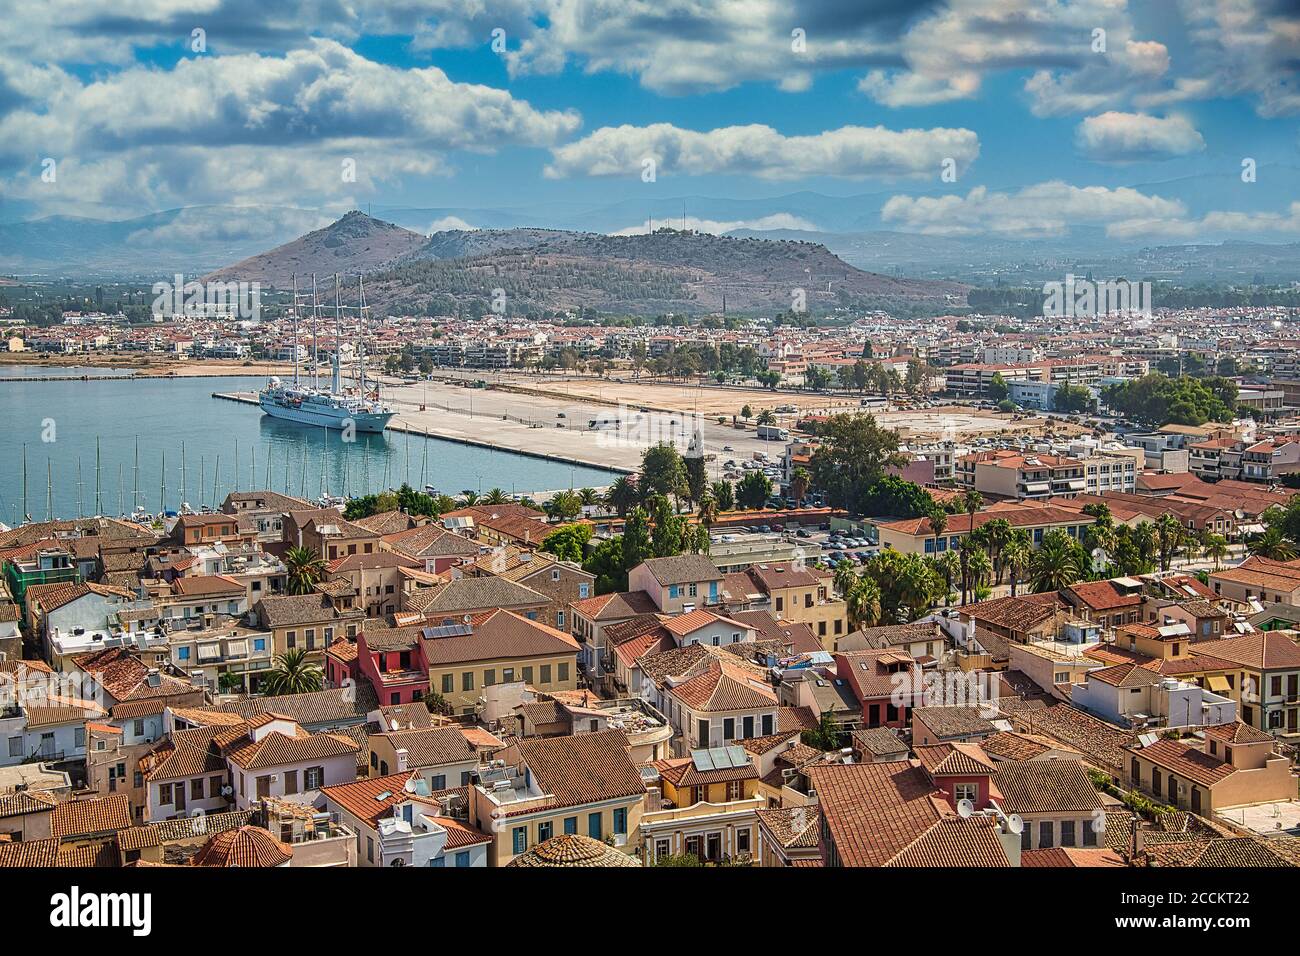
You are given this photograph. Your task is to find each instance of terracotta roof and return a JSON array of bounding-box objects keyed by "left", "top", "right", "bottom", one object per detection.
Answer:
[
  {"left": 115, "top": 810, "right": 254, "bottom": 851},
  {"left": 916, "top": 742, "right": 997, "bottom": 777},
  {"left": 883, "top": 815, "right": 1011, "bottom": 867},
  {"left": 569, "top": 589, "right": 658, "bottom": 620},
  {"left": 417, "top": 609, "right": 578, "bottom": 666},
  {"left": 805, "top": 762, "right": 948, "bottom": 867},
  {"left": 192, "top": 825, "right": 293, "bottom": 867},
  {"left": 50, "top": 794, "right": 132, "bottom": 839},
  {"left": 992, "top": 760, "right": 1103, "bottom": 815},
  {"left": 913, "top": 706, "right": 996, "bottom": 740},
  {"left": 636, "top": 554, "right": 721, "bottom": 586},
  {"left": 1203, "top": 721, "right": 1274, "bottom": 745},
  {"left": 372, "top": 726, "right": 477, "bottom": 768},
  {"left": 407, "top": 576, "right": 548, "bottom": 616},
  {"left": 1192, "top": 631, "right": 1300, "bottom": 670},
  {"left": 513, "top": 730, "right": 645, "bottom": 813},
  {"left": 1134, "top": 739, "right": 1238, "bottom": 788},
  {"left": 506, "top": 833, "right": 639, "bottom": 867},
  {"left": 1065, "top": 579, "right": 1143, "bottom": 612},
  {"left": 754, "top": 806, "right": 821, "bottom": 849}
]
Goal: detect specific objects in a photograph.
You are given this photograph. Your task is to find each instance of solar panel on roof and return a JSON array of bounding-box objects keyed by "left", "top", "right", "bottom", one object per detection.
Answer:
[
  {"left": 725, "top": 745, "right": 748, "bottom": 767},
  {"left": 421, "top": 623, "right": 473, "bottom": 640},
  {"left": 691, "top": 748, "right": 715, "bottom": 771}
]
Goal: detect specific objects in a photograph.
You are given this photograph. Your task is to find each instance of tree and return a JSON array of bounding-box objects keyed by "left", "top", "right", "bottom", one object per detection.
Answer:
[
  {"left": 928, "top": 509, "right": 948, "bottom": 558},
  {"left": 622, "top": 507, "right": 651, "bottom": 571},
  {"left": 856, "top": 476, "right": 936, "bottom": 519},
  {"left": 801, "top": 710, "right": 845, "bottom": 750},
  {"left": 583, "top": 536, "right": 627, "bottom": 593},
  {"left": 540, "top": 523, "right": 592, "bottom": 563},
  {"left": 789, "top": 467, "right": 812, "bottom": 507},
  {"left": 1053, "top": 383, "right": 1094, "bottom": 413},
  {"left": 1030, "top": 529, "right": 1083, "bottom": 592},
  {"left": 639, "top": 443, "right": 688, "bottom": 504},
  {"left": 606, "top": 476, "right": 639, "bottom": 517},
  {"left": 740, "top": 404, "right": 753, "bottom": 420},
  {"left": 846, "top": 575, "right": 883, "bottom": 630},
  {"left": 684, "top": 454, "right": 709, "bottom": 508},
  {"left": 544, "top": 490, "right": 583, "bottom": 521},
  {"left": 1202, "top": 532, "right": 1229, "bottom": 570},
  {"left": 262, "top": 648, "right": 323, "bottom": 696},
  {"left": 482, "top": 487, "right": 508, "bottom": 504},
  {"left": 981, "top": 517, "right": 1012, "bottom": 585},
  {"left": 755, "top": 408, "right": 776, "bottom": 426},
  {"left": 577, "top": 487, "right": 601, "bottom": 507},
  {"left": 963, "top": 490, "right": 983, "bottom": 520},
  {"left": 809, "top": 413, "right": 907, "bottom": 516},
  {"left": 1100, "top": 373, "right": 1234, "bottom": 427},
  {"left": 1248, "top": 525, "right": 1297, "bottom": 561},
  {"left": 832, "top": 559, "right": 859, "bottom": 599},
  {"left": 1003, "top": 531, "right": 1031, "bottom": 597},
  {"left": 1154, "top": 513, "right": 1185, "bottom": 572},
  {"left": 710, "top": 480, "right": 735, "bottom": 512},
  {"left": 987, "top": 372, "right": 1009, "bottom": 402},
  {"left": 283, "top": 546, "right": 328, "bottom": 595},
  {"left": 649, "top": 494, "right": 688, "bottom": 557},
  {"left": 737, "top": 471, "right": 773, "bottom": 510}
]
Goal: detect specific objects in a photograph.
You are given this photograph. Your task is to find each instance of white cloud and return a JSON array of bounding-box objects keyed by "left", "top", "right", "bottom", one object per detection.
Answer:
[
  {"left": 0, "top": 40, "right": 579, "bottom": 213},
  {"left": 610, "top": 213, "right": 821, "bottom": 236},
  {"left": 1108, "top": 202, "right": 1300, "bottom": 239},
  {"left": 1075, "top": 112, "right": 1205, "bottom": 161},
  {"left": 545, "top": 123, "right": 979, "bottom": 180},
  {"left": 881, "top": 181, "right": 1186, "bottom": 238},
  {"left": 427, "top": 216, "right": 477, "bottom": 233}
]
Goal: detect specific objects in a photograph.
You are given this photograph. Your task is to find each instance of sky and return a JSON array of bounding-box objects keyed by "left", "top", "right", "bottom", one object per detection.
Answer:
[{"left": 1, "top": 0, "right": 1299, "bottom": 243}]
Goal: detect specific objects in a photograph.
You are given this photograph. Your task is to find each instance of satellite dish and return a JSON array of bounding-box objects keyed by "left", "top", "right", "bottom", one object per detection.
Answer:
[
  {"left": 1007, "top": 814, "right": 1024, "bottom": 835},
  {"left": 956, "top": 798, "right": 974, "bottom": 818}
]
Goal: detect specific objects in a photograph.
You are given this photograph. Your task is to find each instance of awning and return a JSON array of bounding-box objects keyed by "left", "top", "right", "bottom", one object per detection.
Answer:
[
  {"left": 1024, "top": 481, "right": 1050, "bottom": 493},
  {"left": 1207, "top": 675, "right": 1231, "bottom": 694}
]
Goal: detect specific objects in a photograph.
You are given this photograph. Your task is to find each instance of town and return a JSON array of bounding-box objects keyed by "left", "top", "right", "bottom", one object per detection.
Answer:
[{"left": 3, "top": 296, "right": 1300, "bottom": 872}]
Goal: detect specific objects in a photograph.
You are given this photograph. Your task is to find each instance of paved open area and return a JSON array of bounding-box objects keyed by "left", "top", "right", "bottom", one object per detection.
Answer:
[{"left": 1219, "top": 802, "right": 1300, "bottom": 837}]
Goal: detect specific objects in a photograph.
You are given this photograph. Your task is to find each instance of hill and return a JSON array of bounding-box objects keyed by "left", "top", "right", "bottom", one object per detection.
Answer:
[
  {"left": 367, "top": 228, "right": 968, "bottom": 318},
  {"left": 202, "top": 211, "right": 427, "bottom": 286}
]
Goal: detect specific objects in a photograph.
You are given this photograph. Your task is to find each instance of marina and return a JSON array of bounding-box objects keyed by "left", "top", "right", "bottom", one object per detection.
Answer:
[{"left": 0, "top": 369, "right": 618, "bottom": 524}]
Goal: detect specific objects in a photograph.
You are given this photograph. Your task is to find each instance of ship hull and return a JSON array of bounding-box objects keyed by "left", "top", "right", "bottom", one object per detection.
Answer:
[{"left": 258, "top": 395, "right": 393, "bottom": 433}]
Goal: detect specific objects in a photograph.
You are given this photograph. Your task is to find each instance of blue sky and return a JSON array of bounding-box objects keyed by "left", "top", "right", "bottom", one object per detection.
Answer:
[{"left": 1, "top": 0, "right": 1298, "bottom": 242}]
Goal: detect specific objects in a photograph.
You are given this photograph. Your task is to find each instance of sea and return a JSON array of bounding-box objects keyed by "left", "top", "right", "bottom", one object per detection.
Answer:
[{"left": 0, "top": 369, "right": 616, "bottom": 525}]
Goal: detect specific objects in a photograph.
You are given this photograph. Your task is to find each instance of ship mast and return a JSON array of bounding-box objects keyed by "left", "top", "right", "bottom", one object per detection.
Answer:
[
  {"left": 311, "top": 273, "right": 320, "bottom": 391},
  {"left": 358, "top": 274, "right": 367, "bottom": 400},
  {"left": 291, "top": 274, "right": 300, "bottom": 386},
  {"left": 333, "top": 273, "right": 343, "bottom": 395}
]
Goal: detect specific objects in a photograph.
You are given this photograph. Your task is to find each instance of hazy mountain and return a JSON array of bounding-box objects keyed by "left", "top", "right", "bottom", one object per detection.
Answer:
[{"left": 203, "top": 211, "right": 427, "bottom": 286}]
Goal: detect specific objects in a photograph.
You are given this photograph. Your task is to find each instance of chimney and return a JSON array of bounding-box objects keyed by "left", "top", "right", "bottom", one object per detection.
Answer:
[{"left": 396, "top": 748, "right": 409, "bottom": 772}]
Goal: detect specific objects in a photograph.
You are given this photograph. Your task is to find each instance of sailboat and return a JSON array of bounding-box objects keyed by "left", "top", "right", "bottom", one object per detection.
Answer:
[{"left": 258, "top": 273, "right": 395, "bottom": 433}]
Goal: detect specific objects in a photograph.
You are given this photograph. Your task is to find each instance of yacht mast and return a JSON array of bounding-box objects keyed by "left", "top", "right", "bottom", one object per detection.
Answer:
[
  {"left": 291, "top": 274, "right": 300, "bottom": 386},
  {"left": 333, "top": 274, "right": 343, "bottom": 395},
  {"left": 311, "top": 274, "right": 320, "bottom": 391}
]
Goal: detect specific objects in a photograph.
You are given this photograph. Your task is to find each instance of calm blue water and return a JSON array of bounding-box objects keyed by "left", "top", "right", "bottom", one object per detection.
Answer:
[
  {"left": 0, "top": 365, "right": 135, "bottom": 379},
  {"left": 0, "top": 372, "right": 615, "bottom": 524}
]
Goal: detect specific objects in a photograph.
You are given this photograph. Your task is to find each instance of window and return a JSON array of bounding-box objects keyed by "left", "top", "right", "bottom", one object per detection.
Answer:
[
  {"left": 954, "top": 783, "right": 977, "bottom": 803},
  {"left": 304, "top": 766, "right": 324, "bottom": 790},
  {"left": 736, "top": 828, "right": 751, "bottom": 855},
  {"left": 191, "top": 779, "right": 203, "bottom": 800},
  {"left": 178, "top": 647, "right": 190, "bottom": 661},
  {"left": 557, "top": 663, "right": 569, "bottom": 682},
  {"left": 538, "top": 821, "right": 553, "bottom": 842},
  {"left": 502, "top": 668, "right": 514, "bottom": 683},
  {"left": 484, "top": 669, "right": 496, "bottom": 686},
  {"left": 210, "top": 776, "right": 223, "bottom": 798},
  {"left": 253, "top": 638, "right": 266, "bottom": 652},
  {"left": 723, "top": 718, "right": 735, "bottom": 741},
  {"left": 563, "top": 816, "right": 578, "bottom": 835},
  {"left": 655, "top": 838, "right": 671, "bottom": 862},
  {"left": 578, "top": 584, "right": 590, "bottom": 599},
  {"left": 286, "top": 630, "right": 297, "bottom": 648},
  {"left": 1060, "top": 821, "right": 1076, "bottom": 847},
  {"left": 522, "top": 667, "right": 533, "bottom": 683},
  {"left": 587, "top": 812, "right": 602, "bottom": 840},
  {"left": 552, "top": 569, "right": 561, "bottom": 582},
  {"left": 158, "top": 783, "right": 173, "bottom": 805},
  {"left": 540, "top": 664, "right": 552, "bottom": 684},
  {"left": 613, "top": 807, "right": 627, "bottom": 835},
  {"left": 1083, "top": 821, "right": 1098, "bottom": 846},
  {"left": 1037, "top": 821, "right": 1053, "bottom": 849},
  {"left": 462, "top": 672, "right": 474, "bottom": 691},
  {"left": 256, "top": 775, "right": 271, "bottom": 798},
  {"left": 455, "top": 851, "right": 470, "bottom": 867},
  {"left": 430, "top": 774, "right": 447, "bottom": 790},
  {"left": 442, "top": 673, "right": 454, "bottom": 694},
  {"left": 512, "top": 827, "right": 527, "bottom": 855},
  {"left": 761, "top": 714, "right": 774, "bottom": 735},
  {"left": 283, "top": 770, "right": 298, "bottom": 795},
  {"left": 742, "top": 715, "right": 754, "bottom": 739}
]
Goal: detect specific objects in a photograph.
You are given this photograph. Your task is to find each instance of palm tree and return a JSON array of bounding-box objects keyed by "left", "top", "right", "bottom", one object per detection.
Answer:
[
  {"left": 1154, "top": 513, "right": 1185, "bottom": 572},
  {"left": 606, "top": 476, "right": 639, "bottom": 517},
  {"left": 789, "top": 467, "right": 812, "bottom": 507},
  {"left": 928, "top": 509, "right": 948, "bottom": 559},
  {"left": 698, "top": 493, "right": 719, "bottom": 530},
  {"left": 283, "top": 546, "right": 328, "bottom": 596},
  {"left": 933, "top": 550, "right": 959, "bottom": 604},
  {"left": 966, "top": 547, "right": 993, "bottom": 600},
  {"left": 833, "top": 559, "right": 859, "bottom": 600},
  {"left": 1030, "top": 530, "right": 1082, "bottom": 592},
  {"left": 957, "top": 536, "right": 982, "bottom": 605},
  {"left": 1202, "top": 532, "right": 1230, "bottom": 570},
  {"left": 1249, "top": 526, "right": 1297, "bottom": 561},
  {"left": 482, "top": 487, "right": 508, "bottom": 505},
  {"left": 262, "top": 648, "right": 323, "bottom": 696},
  {"left": 1003, "top": 532, "right": 1031, "bottom": 597},
  {"left": 846, "top": 575, "right": 883, "bottom": 630},
  {"left": 459, "top": 491, "right": 480, "bottom": 507},
  {"left": 577, "top": 487, "right": 600, "bottom": 507},
  {"left": 963, "top": 490, "right": 983, "bottom": 520},
  {"left": 982, "top": 517, "right": 1012, "bottom": 584}
]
